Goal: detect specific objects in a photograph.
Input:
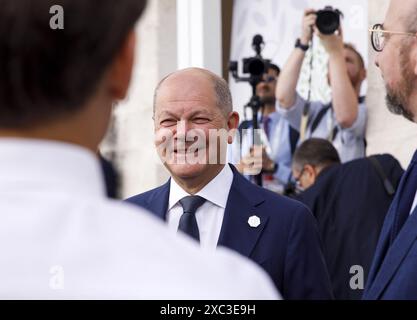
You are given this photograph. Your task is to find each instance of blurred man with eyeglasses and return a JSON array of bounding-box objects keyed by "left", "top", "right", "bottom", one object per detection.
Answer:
[
  {"left": 292, "top": 139, "right": 403, "bottom": 300},
  {"left": 363, "top": 0, "right": 417, "bottom": 300},
  {"left": 275, "top": 9, "right": 367, "bottom": 164},
  {"left": 229, "top": 64, "right": 300, "bottom": 193}
]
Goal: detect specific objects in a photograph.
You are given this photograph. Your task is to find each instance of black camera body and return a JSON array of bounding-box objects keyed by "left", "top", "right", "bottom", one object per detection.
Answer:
[
  {"left": 229, "top": 35, "right": 270, "bottom": 83},
  {"left": 316, "top": 6, "right": 343, "bottom": 35},
  {"left": 242, "top": 57, "right": 270, "bottom": 77}
]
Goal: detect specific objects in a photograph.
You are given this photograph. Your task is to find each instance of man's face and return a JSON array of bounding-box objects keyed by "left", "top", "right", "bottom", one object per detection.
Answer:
[
  {"left": 375, "top": 0, "right": 417, "bottom": 121},
  {"left": 153, "top": 71, "right": 235, "bottom": 180},
  {"left": 291, "top": 165, "right": 315, "bottom": 191},
  {"left": 256, "top": 68, "right": 279, "bottom": 105}
]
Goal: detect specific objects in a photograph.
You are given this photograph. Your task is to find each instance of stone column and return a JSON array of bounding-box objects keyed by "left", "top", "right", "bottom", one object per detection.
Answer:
[{"left": 101, "top": 0, "right": 177, "bottom": 199}]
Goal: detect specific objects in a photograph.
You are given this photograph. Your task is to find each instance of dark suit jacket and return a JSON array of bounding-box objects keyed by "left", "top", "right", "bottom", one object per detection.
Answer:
[
  {"left": 363, "top": 152, "right": 417, "bottom": 300},
  {"left": 296, "top": 154, "right": 404, "bottom": 300},
  {"left": 126, "top": 165, "right": 333, "bottom": 300}
]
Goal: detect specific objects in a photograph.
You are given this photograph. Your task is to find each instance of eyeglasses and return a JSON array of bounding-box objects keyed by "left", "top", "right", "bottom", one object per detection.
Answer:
[
  {"left": 294, "top": 168, "right": 305, "bottom": 187},
  {"left": 262, "top": 75, "right": 277, "bottom": 84},
  {"left": 369, "top": 23, "right": 416, "bottom": 52}
]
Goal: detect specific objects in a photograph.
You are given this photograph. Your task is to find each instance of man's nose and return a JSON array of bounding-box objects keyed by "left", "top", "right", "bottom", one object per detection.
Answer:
[{"left": 175, "top": 120, "right": 191, "bottom": 138}]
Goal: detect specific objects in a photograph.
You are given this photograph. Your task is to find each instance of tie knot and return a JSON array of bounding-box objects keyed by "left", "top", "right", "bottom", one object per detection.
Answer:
[{"left": 179, "top": 196, "right": 206, "bottom": 214}]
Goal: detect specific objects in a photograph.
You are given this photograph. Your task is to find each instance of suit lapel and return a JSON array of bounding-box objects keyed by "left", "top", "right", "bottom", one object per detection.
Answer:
[
  {"left": 366, "top": 207, "right": 417, "bottom": 299},
  {"left": 364, "top": 161, "right": 411, "bottom": 298},
  {"left": 217, "top": 166, "right": 269, "bottom": 258},
  {"left": 364, "top": 197, "right": 399, "bottom": 295},
  {"left": 145, "top": 180, "right": 170, "bottom": 221}
]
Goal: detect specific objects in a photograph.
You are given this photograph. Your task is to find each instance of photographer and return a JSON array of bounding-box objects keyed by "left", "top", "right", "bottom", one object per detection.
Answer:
[
  {"left": 276, "top": 8, "right": 367, "bottom": 163},
  {"left": 229, "top": 64, "right": 300, "bottom": 192}
]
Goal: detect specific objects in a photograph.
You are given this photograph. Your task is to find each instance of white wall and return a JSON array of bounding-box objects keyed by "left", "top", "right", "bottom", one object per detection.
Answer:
[{"left": 177, "top": 0, "right": 223, "bottom": 75}]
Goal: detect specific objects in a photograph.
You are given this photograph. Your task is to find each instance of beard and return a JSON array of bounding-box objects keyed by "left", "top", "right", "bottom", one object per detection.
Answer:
[
  {"left": 385, "top": 42, "right": 415, "bottom": 122},
  {"left": 260, "top": 96, "right": 276, "bottom": 106},
  {"left": 386, "top": 90, "right": 414, "bottom": 121}
]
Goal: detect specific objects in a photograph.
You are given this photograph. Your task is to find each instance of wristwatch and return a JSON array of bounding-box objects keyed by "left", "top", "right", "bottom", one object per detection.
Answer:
[{"left": 295, "top": 38, "right": 309, "bottom": 52}]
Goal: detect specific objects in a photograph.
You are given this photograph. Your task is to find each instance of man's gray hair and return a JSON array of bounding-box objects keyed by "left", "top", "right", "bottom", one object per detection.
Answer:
[{"left": 153, "top": 69, "right": 233, "bottom": 117}]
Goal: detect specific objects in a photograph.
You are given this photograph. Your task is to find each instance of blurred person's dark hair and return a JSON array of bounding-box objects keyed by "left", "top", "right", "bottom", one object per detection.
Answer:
[
  {"left": 0, "top": 0, "right": 146, "bottom": 128},
  {"left": 268, "top": 64, "right": 281, "bottom": 75},
  {"left": 293, "top": 138, "right": 341, "bottom": 171}
]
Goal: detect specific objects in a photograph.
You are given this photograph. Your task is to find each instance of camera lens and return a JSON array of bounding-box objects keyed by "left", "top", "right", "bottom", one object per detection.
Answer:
[
  {"left": 316, "top": 7, "right": 341, "bottom": 35},
  {"left": 248, "top": 58, "right": 266, "bottom": 76}
]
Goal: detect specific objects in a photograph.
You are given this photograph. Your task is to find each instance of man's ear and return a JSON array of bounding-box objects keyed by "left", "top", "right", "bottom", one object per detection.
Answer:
[
  {"left": 227, "top": 111, "right": 240, "bottom": 144},
  {"left": 304, "top": 164, "right": 315, "bottom": 177},
  {"left": 108, "top": 30, "right": 136, "bottom": 100}
]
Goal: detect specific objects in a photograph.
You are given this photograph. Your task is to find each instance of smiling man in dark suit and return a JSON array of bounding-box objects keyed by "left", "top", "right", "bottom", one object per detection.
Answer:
[{"left": 126, "top": 67, "right": 333, "bottom": 300}]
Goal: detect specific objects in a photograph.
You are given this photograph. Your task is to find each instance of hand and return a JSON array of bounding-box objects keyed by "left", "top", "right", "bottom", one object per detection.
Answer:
[
  {"left": 237, "top": 150, "right": 262, "bottom": 176},
  {"left": 237, "top": 146, "right": 276, "bottom": 176},
  {"left": 315, "top": 26, "right": 344, "bottom": 56},
  {"left": 253, "top": 146, "right": 275, "bottom": 173},
  {"left": 301, "top": 9, "right": 317, "bottom": 45}
]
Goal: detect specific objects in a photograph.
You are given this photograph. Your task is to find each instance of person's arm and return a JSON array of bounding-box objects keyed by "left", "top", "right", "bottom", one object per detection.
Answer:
[
  {"left": 276, "top": 9, "right": 316, "bottom": 109},
  {"left": 318, "top": 28, "right": 358, "bottom": 129}
]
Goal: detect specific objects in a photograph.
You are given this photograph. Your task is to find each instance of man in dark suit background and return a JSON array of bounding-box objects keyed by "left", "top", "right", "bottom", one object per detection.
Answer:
[
  {"left": 292, "top": 138, "right": 404, "bottom": 299},
  {"left": 362, "top": 0, "right": 417, "bottom": 300},
  {"left": 126, "top": 67, "right": 333, "bottom": 300}
]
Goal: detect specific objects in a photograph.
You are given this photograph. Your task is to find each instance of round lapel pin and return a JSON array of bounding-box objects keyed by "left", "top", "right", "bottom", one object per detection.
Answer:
[{"left": 248, "top": 215, "right": 261, "bottom": 228}]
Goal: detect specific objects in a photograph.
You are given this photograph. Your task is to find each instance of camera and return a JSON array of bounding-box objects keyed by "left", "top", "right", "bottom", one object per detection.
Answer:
[
  {"left": 316, "top": 6, "right": 343, "bottom": 35},
  {"left": 229, "top": 35, "right": 271, "bottom": 85},
  {"left": 229, "top": 34, "right": 271, "bottom": 187}
]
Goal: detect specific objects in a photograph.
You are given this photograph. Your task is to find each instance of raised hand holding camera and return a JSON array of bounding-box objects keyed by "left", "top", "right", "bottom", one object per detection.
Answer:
[{"left": 301, "top": 9, "right": 317, "bottom": 46}]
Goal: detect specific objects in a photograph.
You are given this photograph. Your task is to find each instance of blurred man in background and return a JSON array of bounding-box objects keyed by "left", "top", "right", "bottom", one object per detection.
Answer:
[
  {"left": 293, "top": 139, "right": 403, "bottom": 299},
  {"left": 229, "top": 64, "right": 299, "bottom": 193}
]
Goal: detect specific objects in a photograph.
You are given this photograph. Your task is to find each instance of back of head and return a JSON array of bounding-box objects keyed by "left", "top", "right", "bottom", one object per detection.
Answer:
[
  {"left": 0, "top": 0, "right": 146, "bottom": 128},
  {"left": 293, "top": 138, "right": 341, "bottom": 171}
]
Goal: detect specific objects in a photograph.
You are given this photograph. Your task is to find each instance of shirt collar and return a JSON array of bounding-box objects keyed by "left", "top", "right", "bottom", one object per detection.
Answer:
[
  {"left": 168, "top": 164, "right": 234, "bottom": 210},
  {"left": 0, "top": 138, "right": 106, "bottom": 198}
]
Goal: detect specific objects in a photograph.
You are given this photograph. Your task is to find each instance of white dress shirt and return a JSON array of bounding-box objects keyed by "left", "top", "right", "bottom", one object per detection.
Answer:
[
  {"left": 0, "top": 138, "right": 279, "bottom": 300},
  {"left": 168, "top": 165, "right": 234, "bottom": 251}
]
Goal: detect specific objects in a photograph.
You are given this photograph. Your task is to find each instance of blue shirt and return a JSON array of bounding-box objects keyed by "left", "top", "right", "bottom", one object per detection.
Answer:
[
  {"left": 277, "top": 93, "right": 367, "bottom": 163},
  {"left": 228, "top": 111, "right": 295, "bottom": 187}
]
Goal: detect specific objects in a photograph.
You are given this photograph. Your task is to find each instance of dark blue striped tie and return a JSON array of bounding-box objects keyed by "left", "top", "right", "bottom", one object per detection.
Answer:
[{"left": 178, "top": 196, "right": 206, "bottom": 242}]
